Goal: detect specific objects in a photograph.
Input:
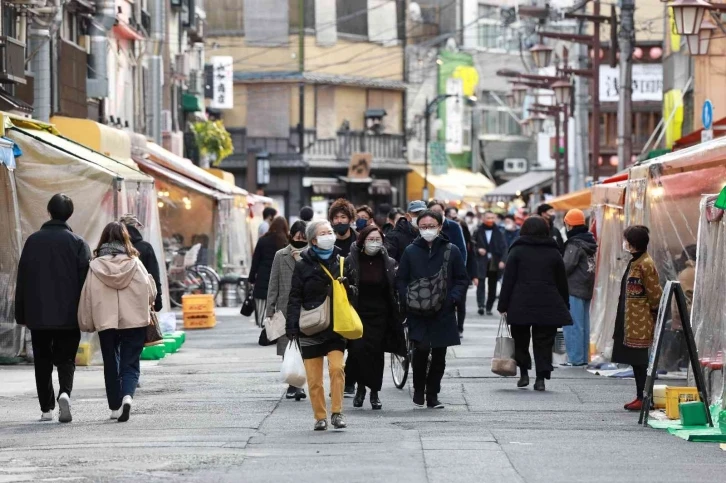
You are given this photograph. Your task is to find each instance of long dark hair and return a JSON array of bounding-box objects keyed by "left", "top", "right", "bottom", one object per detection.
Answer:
[
  {"left": 94, "top": 222, "right": 139, "bottom": 258},
  {"left": 265, "top": 216, "right": 290, "bottom": 250}
]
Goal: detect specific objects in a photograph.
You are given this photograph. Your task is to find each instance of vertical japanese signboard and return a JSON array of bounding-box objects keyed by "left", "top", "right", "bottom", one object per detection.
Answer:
[
  {"left": 445, "top": 77, "right": 464, "bottom": 154},
  {"left": 210, "top": 56, "right": 234, "bottom": 110}
]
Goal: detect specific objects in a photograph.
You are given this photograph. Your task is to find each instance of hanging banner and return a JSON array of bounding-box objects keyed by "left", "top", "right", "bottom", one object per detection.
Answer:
[
  {"left": 445, "top": 77, "right": 464, "bottom": 154},
  {"left": 598, "top": 64, "right": 663, "bottom": 102},
  {"left": 210, "top": 56, "right": 234, "bottom": 110}
]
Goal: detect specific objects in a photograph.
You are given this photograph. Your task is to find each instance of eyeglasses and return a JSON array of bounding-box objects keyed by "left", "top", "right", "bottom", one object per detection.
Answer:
[
  {"left": 366, "top": 237, "right": 383, "bottom": 243},
  {"left": 419, "top": 224, "right": 439, "bottom": 230}
]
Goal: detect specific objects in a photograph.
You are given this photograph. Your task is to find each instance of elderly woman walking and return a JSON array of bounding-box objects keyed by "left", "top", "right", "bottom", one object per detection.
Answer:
[
  {"left": 266, "top": 220, "right": 308, "bottom": 401},
  {"left": 396, "top": 210, "right": 469, "bottom": 409},
  {"left": 286, "top": 220, "right": 356, "bottom": 431}
]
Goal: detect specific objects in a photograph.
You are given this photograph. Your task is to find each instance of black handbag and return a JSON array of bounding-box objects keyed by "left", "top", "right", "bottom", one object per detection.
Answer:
[
  {"left": 258, "top": 328, "right": 276, "bottom": 346},
  {"left": 406, "top": 244, "right": 451, "bottom": 316},
  {"left": 240, "top": 292, "right": 255, "bottom": 317}
]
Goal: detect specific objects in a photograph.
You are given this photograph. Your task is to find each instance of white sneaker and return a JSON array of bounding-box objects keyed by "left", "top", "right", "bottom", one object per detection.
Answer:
[
  {"left": 40, "top": 411, "right": 53, "bottom": 422},
  {"left": 118, "top": 396, "right": 132, "bottom": 423},
  {"left": 110, "top": 409, "right": 122, "bottom": 420},
  {"left": 58, "top": 393, "right": 72, "bottom": 423}
]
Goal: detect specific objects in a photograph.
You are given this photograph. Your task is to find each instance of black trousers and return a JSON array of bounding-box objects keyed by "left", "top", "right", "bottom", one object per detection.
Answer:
[
  {"left": 347, "top": 349, "right": 384, "bottom": 391},
  {"left": 412, "top": 346, "right": 447, "bottom": 396},
  {"left": 99, "top": 327, "right": 146, "bottom": 410},
  {"left": 476, "top": 270, "right": 498, "bottom": 311},
  {"left": 456, "top": 302, "right": 466, "bottom": 332},
  {"left": 31, "top": 329, "right": 81, "bottom": 412},
  {"left": 633, "top": 364, "right": 648, "bottom": 400},
  {"left": 509, "top": 325, "right": 557, "bottom": 379}
]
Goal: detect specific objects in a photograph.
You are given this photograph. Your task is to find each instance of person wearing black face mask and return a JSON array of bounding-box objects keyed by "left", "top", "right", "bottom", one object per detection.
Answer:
[
  {"left": 266, "top": 220, "right": 308, "bottom": 401},
  {"left": 537, "top": 203, "right": 565, "bottom": 255},
  {"left": 329, "top": 198, "right": 357, "bottom": 259},
  {"left": 355, "top": 205, "right": 374, "bottom": 232}
]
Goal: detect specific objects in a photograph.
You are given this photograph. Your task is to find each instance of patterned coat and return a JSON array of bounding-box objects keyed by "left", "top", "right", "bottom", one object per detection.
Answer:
[
  {"left": 623, "top": 253, "right": 663, "bottom": 348},
  {"left": 266, "top": 245, "right": 299, "bottom": 356}
]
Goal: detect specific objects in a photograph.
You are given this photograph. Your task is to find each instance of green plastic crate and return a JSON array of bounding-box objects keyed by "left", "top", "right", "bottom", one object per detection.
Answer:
[
  {"left": 172, "top": 331, "right": 186, "bottom": 345},
  {"left": 141, "top": 344, "right": 166, "bottom": 361},
  {"left": 162, "top": 338, "right": 178, "bottom": 354},
  {"left": 680, "top": 401, "right": 708, "bottom": 427}
]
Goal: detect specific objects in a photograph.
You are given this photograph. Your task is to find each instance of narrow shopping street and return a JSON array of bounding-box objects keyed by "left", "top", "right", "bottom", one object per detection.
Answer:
[{"left": 1, "top": 291, "right": 723, "bottom": 483}]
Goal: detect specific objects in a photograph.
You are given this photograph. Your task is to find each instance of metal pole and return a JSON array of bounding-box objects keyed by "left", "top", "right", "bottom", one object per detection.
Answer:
[
  {"left": 563, "top": 106, "right": 570, "bottom": 193},
  {"left": 617, "top": 0, "right": 635, "bottom": 171},
  {"left": 554, "top": 112, "right": 561, "bottom": 196},
  {"left": 298, "top": 0, "right": 305, "bottom": 154},
  {"left": 423, "top": 98, "right": 430, "bottom": 200},
  {"left": 592, "top": 0, "right": 602, "bottom": 182}
]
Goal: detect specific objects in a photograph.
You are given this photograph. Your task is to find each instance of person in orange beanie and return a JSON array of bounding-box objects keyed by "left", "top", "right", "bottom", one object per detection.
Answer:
[{"left": 561, "top": 209, "right": 597, "bottom": 367}]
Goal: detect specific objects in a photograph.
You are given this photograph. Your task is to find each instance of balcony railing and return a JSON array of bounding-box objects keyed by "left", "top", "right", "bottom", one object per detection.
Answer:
[
  {"left": 227, "top": 128, "right": 405, "bottom": 162},
  {"left": 0, "top": 36, "right": 26, "bottom": 84}
]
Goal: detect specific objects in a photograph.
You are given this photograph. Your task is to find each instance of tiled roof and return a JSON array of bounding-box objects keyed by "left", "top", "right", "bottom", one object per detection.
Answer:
[{"left": 233, "top": 71, "right": 406, "bottom": 90}]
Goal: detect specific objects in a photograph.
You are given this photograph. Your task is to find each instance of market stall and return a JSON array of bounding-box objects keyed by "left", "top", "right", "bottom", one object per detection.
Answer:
[
  {"left": 407, "top": 167, "right": 496, "bottom": 207},
  {"left": 588, "top": 183, "right": 627, "bottom": 363},
  {"left": 691, "top": 194, "right": 726, "bottom": 404}
]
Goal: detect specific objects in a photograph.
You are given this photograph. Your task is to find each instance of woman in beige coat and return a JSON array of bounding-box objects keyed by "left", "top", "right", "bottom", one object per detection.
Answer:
[{"left": 79, "top": 222, "right": 156, "bottom": 422}]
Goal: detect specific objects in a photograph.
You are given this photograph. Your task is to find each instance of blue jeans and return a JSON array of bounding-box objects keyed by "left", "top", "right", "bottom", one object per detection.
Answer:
[
  {"left": 563, "top": 296, "right": 590, "bottom": 365},
  {"left": 98, "top": 327, "right": 146, "bottom": 410}
]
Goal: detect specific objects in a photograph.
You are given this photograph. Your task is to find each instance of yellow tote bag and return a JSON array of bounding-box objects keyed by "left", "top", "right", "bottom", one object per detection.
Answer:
[{"left": 320, "top": 259, "right": 363, "bottom": 340}]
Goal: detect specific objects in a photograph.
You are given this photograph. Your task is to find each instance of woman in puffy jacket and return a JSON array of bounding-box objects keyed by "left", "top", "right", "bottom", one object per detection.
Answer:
[{"left": 78, "top": 222, "right": 156, "bottom": 423}]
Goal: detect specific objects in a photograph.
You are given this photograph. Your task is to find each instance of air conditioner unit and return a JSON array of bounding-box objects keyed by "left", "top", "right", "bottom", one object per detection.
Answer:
[
  {"left": 174, "top": 54, "right": 190, "bottom": 78},
  {"left": 161, "top": 110, "right": 172, "bottom": 133}
]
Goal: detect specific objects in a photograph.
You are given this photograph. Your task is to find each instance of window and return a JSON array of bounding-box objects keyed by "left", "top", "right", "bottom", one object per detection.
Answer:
[
  {"left": 336, "top": 0, "right": 367, "bottom": 37},
  {"left": 63, "top": 9, "right": 82, "bottom": 44},
  {"left": 477, "top": 21, "right": 519, "bottom": 51},
  {"left": 461, "top": 106, "right": 472, "bottom": 150},
  {"left": 480, "top": 91, "right": 521, "bottom": 136},
  {"left": 2, "top": 6, "right": 17, "bottom": 38},
  {"left": 289, "top": 0, "right": 315, "bottom": 30}
]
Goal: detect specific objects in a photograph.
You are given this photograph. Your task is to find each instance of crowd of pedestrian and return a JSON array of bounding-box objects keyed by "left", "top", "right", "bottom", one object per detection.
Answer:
[{"left": 14, "top": 192, "right": 665, "bottom": 430}]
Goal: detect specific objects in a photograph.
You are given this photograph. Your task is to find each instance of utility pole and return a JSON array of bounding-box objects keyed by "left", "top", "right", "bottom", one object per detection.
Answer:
[
  {"left": 591, "top": 0, "right": 602, "bottom": 182},
  {"left": 617, "top": 0, "right": 635, "bottom": 171},
  {"left": 298, "top": 0, "right": 305, "bottom": 154}
]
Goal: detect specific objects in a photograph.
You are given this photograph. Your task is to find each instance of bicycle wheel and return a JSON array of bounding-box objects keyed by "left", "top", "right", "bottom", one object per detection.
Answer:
[
  {"left": 391, "top": 325, "right": 410, "bottom": 389},
  {"left": 391, "top": 352, "right": 409, "bottom": 389},
  {"left": 194, "top": 265, "right": 221, "bottom": 296}
]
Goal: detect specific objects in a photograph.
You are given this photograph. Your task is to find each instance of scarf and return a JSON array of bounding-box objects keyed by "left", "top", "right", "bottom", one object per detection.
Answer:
[
  {"left": 312, "top": 245, "right": 333, "bottom": 260},
  {"left": 566, "top": 225, "right": 589, "bottom": 239},
  {"left": 98, "top": 241, "right": 127, "bottom": 257}
]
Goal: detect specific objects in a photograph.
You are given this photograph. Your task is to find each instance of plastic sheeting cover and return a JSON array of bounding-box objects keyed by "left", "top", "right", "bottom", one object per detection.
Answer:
[{"left": 0, "top": 166, "right": 22, "bottom": 358}]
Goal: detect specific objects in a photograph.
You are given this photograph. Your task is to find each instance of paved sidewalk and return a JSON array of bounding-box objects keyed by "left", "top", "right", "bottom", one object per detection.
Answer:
[{"left": 1, "top": 290, "right": 724, "bottom": 482}]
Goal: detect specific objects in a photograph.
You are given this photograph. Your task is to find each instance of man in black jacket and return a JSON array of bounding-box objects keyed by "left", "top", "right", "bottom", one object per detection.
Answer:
[
  {"left": 384, "top": 200, "right": 424, "bottom": 263},
  {"left": 474, "top": 211, "right": 507, "bottom": 316},
  {"left": 15, "top": 194, "right": 91, "bottom": 423},
  {"left": 121, "top": 214, "right": 163, "bottom": 312},
  {"left": 537, "top": 203, "right": 565, "bottom": 254}
]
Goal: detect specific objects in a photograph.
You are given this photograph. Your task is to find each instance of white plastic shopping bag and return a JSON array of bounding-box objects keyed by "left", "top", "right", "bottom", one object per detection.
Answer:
[{"left": 280, "top": 339, "right": 306, "bottom": 387}]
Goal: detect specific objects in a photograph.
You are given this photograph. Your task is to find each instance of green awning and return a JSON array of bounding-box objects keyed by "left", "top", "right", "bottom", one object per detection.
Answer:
[{"left": 182, "top": 93, "right": 203, "bottom": 112}]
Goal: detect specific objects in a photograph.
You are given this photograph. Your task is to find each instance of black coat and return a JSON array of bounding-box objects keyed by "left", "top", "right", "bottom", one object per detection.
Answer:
[
  {"left": 473, "top": 225, "right": 508, "bottom": 277},
  {"left": 346, "top": 243, "right": 405, "bottom": 356},
  {"left": 15, "top": 220, "right": 91, "bottom": 330},
  {"left": 286, "top": 248, "right": 356, "bottom": 351},
  {"left": 396, "top": 235, "right": 469, "bottom": 348},
  {"left": 385, "top": 217, "right": 417, "bottom": 263},
  {"left": 126, "top": 225, "right": 163, "bottom": 312},
  {"left": 497, "top": 236, "right": 572, "bottom": 327},
  {"left": 550, "top": 223, "right": 565, "bottom": 254},
  {"left": 249, "top": 234, "right": 283, "bottom": 299}
]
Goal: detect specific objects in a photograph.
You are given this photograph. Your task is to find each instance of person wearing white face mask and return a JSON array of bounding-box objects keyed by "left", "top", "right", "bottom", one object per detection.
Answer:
[
  {"left": 345, "top": 226, "right": 404, "bottom": 410},
  {"left": 396, "top": 210, "right": 469, "bottom": 409},
  {"left": 286, "top": 220, "right": 357, "bottom": 431}
]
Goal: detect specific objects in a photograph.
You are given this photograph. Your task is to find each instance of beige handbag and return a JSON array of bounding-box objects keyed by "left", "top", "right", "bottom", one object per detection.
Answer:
[{"left": 299, "top": 297, "right": 331, "bottom": 336}]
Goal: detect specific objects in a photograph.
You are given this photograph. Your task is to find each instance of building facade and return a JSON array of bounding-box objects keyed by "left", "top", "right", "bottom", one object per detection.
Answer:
[{"left": 205, "top": 0, "right": 409, "bottom": 218}]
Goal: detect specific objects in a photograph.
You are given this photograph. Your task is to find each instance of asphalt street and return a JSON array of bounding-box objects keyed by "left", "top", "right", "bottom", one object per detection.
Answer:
[{"left": 1, "top": 289, "right": 725, "bottom": 482}]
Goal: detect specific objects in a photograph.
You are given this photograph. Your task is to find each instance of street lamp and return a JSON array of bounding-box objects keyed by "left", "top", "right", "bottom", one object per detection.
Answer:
[
  {"left": 511, "top": 84, "right": 529, "bottom": 107},
  {"left": 685, "top": 18, "right": 717, "bottom": 55},
  {"left": 530, "top": 114, "right": 547, "bottom": 134},
  {"left": 551, "top": 79, "right": 572, "bottom": 105},
  {"left": 669, "top": 0, "right": 713, "bottom": 35},
  {"left": 530, "top": 43, "right": 554, "bottom": 68}
]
